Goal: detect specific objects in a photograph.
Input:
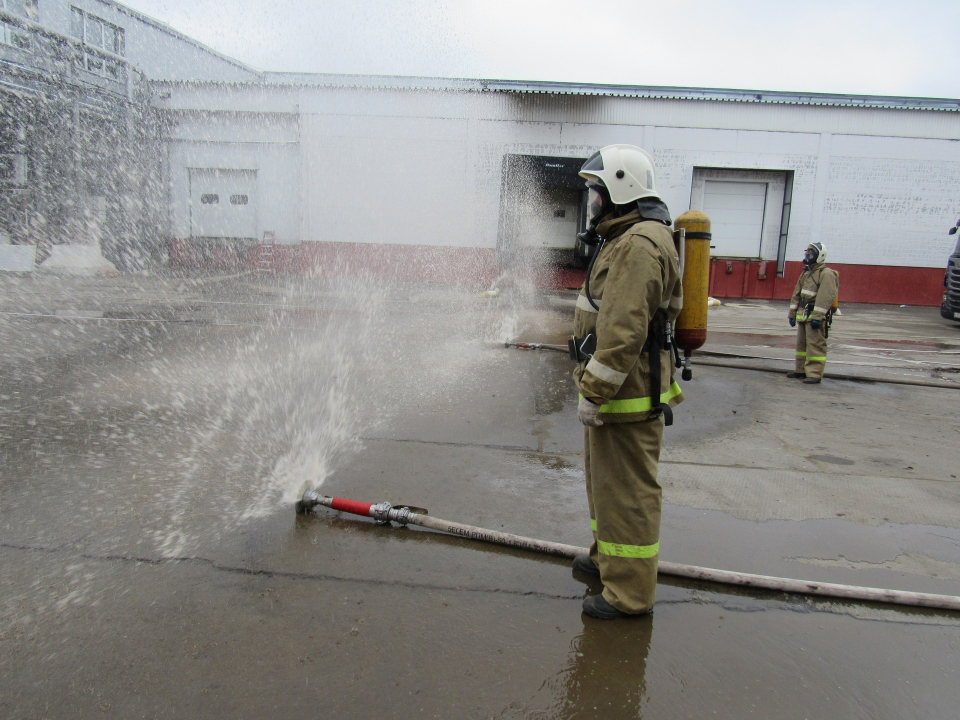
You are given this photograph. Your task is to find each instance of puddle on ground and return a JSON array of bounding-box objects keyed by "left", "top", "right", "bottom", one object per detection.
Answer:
[
  {"left": 808, "top": 453, "right": 856, "bottom": 465},
  {"left": 522, "top": 452, "right": 579, "bottom": 472}
]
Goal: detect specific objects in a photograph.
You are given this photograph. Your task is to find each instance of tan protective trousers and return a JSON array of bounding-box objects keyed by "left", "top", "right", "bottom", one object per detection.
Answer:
[
  {"left": 584, "top": 417, "right": 664, "bottom": 614},
  {"left": 795, "top": 321, "right": 828, "bottom": 379}
]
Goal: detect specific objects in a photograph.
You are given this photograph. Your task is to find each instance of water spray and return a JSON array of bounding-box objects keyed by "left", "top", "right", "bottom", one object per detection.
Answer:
[{"left": 298, "top": 491, "right": 960, "bottom": 612}]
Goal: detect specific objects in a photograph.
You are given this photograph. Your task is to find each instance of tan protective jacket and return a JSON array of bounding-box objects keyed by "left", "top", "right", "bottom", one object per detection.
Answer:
[
  {"left": 573, "top": 210, "right": 684, "bottom": 423},
  {"left": 788, "top": 264, "right": 839, "bottom": 322}
]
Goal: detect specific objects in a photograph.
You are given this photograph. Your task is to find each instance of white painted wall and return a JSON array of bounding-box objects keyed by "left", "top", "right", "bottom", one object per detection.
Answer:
[
  {"left": 159, "top": 81, "right": 960, "bottom": 268},
  {"left": 819, "top": 135, "right": 960, "bottom": 266},
  {"left": 299, "top": 113, "right": 470, "bottom": 247}
]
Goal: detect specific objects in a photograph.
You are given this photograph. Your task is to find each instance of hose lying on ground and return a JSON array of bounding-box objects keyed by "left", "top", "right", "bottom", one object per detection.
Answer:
[
  {"left": 501, "top": 342, "right": 960, "bottom": 390},
  {"left": 297, "top": 492, "right": 960, "bottom": 613},
  {"left": 693, "top": 356, "right": 960, "bottom": 390}
]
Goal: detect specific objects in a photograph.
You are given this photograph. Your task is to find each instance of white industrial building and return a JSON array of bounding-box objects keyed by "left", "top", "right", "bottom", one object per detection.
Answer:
[{"left": 4, "top": 0, "right": 960, "bottom": 304}]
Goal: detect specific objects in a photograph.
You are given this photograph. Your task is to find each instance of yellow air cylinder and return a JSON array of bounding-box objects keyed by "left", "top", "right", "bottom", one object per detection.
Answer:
[{"left": 674, "top": 210, "right": 711, "bottom": 381}]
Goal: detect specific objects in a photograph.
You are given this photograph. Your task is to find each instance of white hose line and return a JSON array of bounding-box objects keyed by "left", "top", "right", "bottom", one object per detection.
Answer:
[
  {"left": 656, "top": 561, "right": 960, "bottom": 611},
  {"left": 408, "top": 514, "right": 960, "bottom": 612},
  {"left": 693, "top": 357, "right": 960, "bottom": 390},
  {"left": 411, "top": 514, "right": 583, "bottom": 558},
  {"left": 501, "top": 343, "right": 960, "bottom": 390}
]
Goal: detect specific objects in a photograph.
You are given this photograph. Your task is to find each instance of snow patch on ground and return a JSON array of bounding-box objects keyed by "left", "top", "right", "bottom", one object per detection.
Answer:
[{"left": 38, "top": 245, "right": 118, "bottom": 276}]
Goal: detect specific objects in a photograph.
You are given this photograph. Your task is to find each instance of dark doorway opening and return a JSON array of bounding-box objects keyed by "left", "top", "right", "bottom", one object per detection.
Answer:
[{"left": 497, "top": 154, "right": 590, "bottom": 268}]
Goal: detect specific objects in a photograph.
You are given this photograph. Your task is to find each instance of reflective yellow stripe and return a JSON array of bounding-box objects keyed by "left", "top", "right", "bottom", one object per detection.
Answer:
[
  {"left": 598, "top": 539, "right": 660, "bottom": 559},
  {"left": 590, "top": 518, "right": 597, "bottom": 532},
  {"left": 796, "top": 351, "right": 807, "bottom": 356},
  {"left": 808, "top": 356, "right": 827, "bottom": 362},
  {"left": 578, "top": 381, "right": 682, "bottom": 414}
]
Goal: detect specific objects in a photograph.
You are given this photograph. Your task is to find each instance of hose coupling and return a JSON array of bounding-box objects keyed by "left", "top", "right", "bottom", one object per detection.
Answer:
[
  {"left": 370, "top": 502, "right": 414, "bottom": 526},
  {"left": 370, "top": 501, "right": 394, "bottom": 524},
  {"left": 295, "top": 489, "right": 322, "bottom": 514},
  {"left": 390, "top": 506, "right": 413, "bottom": 527}
]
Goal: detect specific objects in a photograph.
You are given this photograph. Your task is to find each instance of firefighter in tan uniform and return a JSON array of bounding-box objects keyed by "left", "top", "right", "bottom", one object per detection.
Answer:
[
  {"left": 568, "top": 144, "right": 684, "bottom": 619},
  {"left": 787, "top": 242, "right": 839, "bottom": 384}
]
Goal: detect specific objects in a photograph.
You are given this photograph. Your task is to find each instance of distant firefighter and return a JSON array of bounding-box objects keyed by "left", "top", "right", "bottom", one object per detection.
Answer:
[{"left": 787, "top": 242, "right": 839, "bottom": 384}]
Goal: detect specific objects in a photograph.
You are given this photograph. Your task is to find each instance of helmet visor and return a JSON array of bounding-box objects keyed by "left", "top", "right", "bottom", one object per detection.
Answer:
[{"left": 580, "top": 151, "right": 604, "bottom": 174}]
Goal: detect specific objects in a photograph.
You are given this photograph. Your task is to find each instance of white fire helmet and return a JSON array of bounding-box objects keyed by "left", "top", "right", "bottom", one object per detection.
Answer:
[
  {"left": 805, "top": 242, "right": 827, "bottom": 265},
  {"left": 578, "top": 144, "right": 660, "bottom": 205}
]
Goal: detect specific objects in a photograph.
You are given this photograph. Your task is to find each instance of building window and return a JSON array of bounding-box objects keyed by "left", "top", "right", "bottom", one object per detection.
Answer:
[
  {"left": 1, "top": 0, "right": 38, "bottom": 21},
  {"left": 0, "top": 155, "right": 16, "bottom": 180},
  {"left": 200, "top": 194, "right": 219, "bottom": 205},
  {"left": 75, "top": 47, "right": 125, "bottom": 80},
  {"left": 0, "top": 0, "right": 35, "bottom": 51},
  {"left": 70, "top": 7, "right": 126, "bottom": 80},
  {"left": 0, "top": 21, "right": 30, "bottom": 50},
  {"left": 0, "top": 154, "right": 27, "bottom": 185},
  {"left": 71, "top": 7, "right": 125, "bottom": 55},
  {"left": 229, "top": 195, "right": 248, "bottom": 205}
]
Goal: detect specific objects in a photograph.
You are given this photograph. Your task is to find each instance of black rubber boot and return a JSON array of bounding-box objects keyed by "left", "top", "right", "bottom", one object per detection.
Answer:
[
  {"left": 786, "top": 371, "right": 806, "bottom": 379},
  {"left": 802, "top": 377, "right": 822, "bottom": 384},
  {"left": 572, "top": 555, "right": 601, "bottom": 577},
  {"left": 582, "top": 593, "right": 634, "bottom": 619}
]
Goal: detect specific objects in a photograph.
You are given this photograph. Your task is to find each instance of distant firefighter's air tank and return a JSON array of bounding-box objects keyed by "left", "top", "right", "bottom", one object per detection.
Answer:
[{"left": 674, "top": 210, "right": 712, "bottom": 381}]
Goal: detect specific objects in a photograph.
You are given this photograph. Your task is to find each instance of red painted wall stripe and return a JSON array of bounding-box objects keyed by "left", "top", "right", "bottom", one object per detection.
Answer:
[
  {"left": 708, "top": 260, "right": 945, "bottom": 306},
  {"left": 168, "top": 240, "right": 947, "bottom": 306}
]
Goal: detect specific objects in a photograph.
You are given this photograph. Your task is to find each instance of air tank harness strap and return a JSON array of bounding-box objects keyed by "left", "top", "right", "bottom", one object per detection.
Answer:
[
  {"left": 583, "top": 237, "right": 606, "bottom": 311},
  {"left": 647, "top": 308, "right": 673, "bottom": 427},
  {"left": 570, "top": 313, "right": 675, "bottom": 426}
]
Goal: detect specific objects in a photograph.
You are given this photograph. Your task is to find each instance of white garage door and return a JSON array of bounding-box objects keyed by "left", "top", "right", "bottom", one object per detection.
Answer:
[
  {"left": 703, "top": 180, "right": 767, "bottom": 258},
  {"left": 190, "top": 169, "right": 258, "bottom": 239}
]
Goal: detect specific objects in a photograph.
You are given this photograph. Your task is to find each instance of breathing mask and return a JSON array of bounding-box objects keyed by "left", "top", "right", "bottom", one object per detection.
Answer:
[
  {"left": 577, "top": 182, "right": 613, "bottom": 247},
  {"left": 803, "top": 244, "right": 821, "bottom": 268}
]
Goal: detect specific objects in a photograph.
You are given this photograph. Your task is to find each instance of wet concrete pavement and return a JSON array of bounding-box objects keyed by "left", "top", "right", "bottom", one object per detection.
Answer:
[
  {"left": 1, "top": 272, "right": 959, "bottom": 719},
  {"left": 698, "top": 298, "right": 960, "bottom": 385}
]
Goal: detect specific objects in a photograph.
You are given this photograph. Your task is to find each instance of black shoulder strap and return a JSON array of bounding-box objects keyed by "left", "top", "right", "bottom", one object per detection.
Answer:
[{"left": 647, "top": 308, "right": 673, "bottom": 427}]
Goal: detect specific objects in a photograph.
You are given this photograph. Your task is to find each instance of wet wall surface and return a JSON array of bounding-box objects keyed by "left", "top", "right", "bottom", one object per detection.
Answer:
[{"left": 1, "top": 275, "right": 959, "bottom": 719}]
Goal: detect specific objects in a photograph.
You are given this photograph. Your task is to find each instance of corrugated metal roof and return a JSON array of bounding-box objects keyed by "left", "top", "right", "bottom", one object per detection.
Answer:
[
  {"left": 259, "top": 72, "right": 960, "bottom": 112},
  {"left": 481, "top": 80, "right": 960, "bottom": 112}
]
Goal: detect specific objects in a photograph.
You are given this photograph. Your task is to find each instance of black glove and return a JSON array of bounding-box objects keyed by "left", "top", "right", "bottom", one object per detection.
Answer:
[
  {"left": 789, "top": 317, "right": 796, "bottom": 328},
  {"left": 810, "top": 319, "right": 822, "bottom": 330}
]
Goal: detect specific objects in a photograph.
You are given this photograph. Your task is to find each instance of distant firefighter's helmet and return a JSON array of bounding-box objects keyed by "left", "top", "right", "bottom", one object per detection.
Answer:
[
  {"left": 804, "top": 242, "right": 826, "bottom": 266},
  {"left": 579, "top": 144, "right": 660, "bottom": 205}
]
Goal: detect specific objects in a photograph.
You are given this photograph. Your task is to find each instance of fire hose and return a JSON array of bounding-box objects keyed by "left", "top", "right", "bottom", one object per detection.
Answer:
[
  {"left": 297, "top": 491, "right": 960, "bottom": 612},
  {"left": 501, "top": 342, "right": 960, "bottom": 390}
]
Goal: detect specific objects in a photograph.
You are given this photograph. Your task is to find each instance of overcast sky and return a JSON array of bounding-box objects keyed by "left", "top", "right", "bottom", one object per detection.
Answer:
[{"left": 121, "top": 0, "right": 960, "bottom": 98}]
